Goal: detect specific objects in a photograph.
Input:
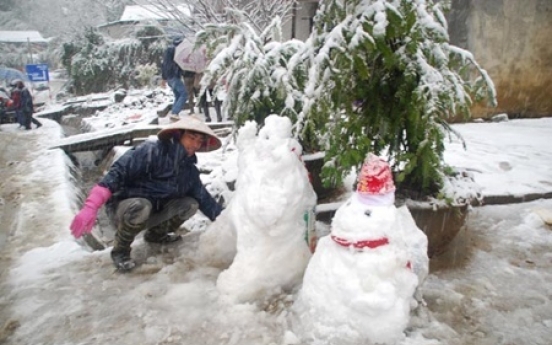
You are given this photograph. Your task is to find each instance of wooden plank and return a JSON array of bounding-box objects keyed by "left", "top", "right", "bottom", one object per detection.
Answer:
[
  {"left": 49, "top": 122, "right": 234, "bottom": 153},
  {"left": 49, "top": 126, "right": 161, "bottom": 153}
]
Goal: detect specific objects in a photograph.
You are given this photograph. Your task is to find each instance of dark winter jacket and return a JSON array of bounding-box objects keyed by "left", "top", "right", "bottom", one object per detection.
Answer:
[
  {"left": 161, "top": 45, "right": 182, "bottom": 80},
  {"left": 99, "top": 139, "right": 222, "bottom": 221}
]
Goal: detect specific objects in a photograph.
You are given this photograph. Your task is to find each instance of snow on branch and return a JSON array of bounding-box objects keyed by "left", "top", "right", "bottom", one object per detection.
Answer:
[{"left": 136, "top": 0, "right": 296, "bottom": 36}]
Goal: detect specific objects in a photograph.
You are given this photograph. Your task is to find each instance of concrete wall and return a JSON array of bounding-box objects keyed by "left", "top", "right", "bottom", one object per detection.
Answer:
[
  {"left": 283, "top": 0, "right": 317, "bottom": 41},
  {"left": 448, "top": 0, "right": 552, "bottom": 118}
]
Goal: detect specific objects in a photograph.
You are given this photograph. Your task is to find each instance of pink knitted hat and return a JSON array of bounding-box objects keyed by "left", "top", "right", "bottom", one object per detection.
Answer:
[{"left": 356, "top": 154, "right": 395, "bottom": 205}]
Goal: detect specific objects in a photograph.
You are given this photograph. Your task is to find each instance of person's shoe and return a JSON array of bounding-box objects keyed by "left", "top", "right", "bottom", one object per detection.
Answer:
[
  {"left": 36, "top": 123, "right": 42, "bottom": 128},
  {"left": 110, "top": 249, "right": 136, "bottom": 272},
  {"left": 144, "top": 231, "right": 182, "bottom": 244},
  {"left": 169, "top": 113, "right": 180, "bottom": 122},
  {"left": 205, "top": 116, "right": 212, "bottom": 123}
]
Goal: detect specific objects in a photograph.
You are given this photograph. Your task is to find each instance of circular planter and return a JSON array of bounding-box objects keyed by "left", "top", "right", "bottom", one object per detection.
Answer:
[
  {"left": 404, "top": 200, "right": 469, "bottom": 258},
  {"left": 315, "top": 200, "right": 469, "bottom": 258}
]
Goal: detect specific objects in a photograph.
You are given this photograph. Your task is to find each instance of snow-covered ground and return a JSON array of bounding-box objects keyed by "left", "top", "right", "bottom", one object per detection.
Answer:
[{"left": 0, "top": 101, "right": 551, "bottom": 344}]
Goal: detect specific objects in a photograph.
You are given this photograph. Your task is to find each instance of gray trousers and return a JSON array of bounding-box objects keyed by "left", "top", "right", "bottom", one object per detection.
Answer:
[{"left": 107, "top": 197, "right": 198, "bottom": 252}]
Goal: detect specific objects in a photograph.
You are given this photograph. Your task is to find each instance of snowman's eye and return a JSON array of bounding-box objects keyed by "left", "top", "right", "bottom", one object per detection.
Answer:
[{"left": 364, "top": 210, "right": 372, "bottom": 217}]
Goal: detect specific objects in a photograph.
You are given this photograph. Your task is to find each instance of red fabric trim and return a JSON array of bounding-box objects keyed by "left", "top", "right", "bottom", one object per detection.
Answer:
[{"left": 331, "top": 235, "right": 389, "bottom": 249}]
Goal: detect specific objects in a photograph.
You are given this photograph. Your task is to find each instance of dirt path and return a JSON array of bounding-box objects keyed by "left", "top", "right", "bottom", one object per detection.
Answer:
[
  {"left": 0, "top": 128, "right": 40, "bottom": 340},
  {"left": 0, "top": 124, "right": 72, "bottom": 341},
  {"left": 0, "top": 129, "right": 41, "bottom": 249}
]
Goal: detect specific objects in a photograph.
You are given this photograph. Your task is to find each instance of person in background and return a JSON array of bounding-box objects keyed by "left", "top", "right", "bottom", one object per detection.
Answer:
[
  {"left": 69, "top": 115, "right": 223, "bottom": 272},
  {"left": 183, "top": 70, "right": 198, "bottom": 110},
  {"left": 7, "top": 81, "right": 25, "bottom": 128},
  {"left": 9, "top": 79, "right": 42, "bottom": 130},
  {"left": 199, "top": 85, "right": 223, "bottom": 123},
  {"left": 192, "top": 72, "right": 222, "bottom": 122},
  {"left": 161, "top": 37, "right": 188, "bottom": 122},
  {"left": 0, "top": 91, "right": 13, "bottom": 124}
]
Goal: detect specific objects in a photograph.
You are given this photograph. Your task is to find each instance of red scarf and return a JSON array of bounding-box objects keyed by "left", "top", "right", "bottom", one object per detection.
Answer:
[
  {"left": 331, "top": 235, "right": 389, "bottom": 249},
  {"left": 331, "top": 234, "right": 412, "bottom": 269}
]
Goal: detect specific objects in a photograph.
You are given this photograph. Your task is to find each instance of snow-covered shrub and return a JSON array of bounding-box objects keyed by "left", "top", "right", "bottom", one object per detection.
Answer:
[
  {"left": 0, "top": 43, "right": 51, "bottom": 70},
  {"left": 300, "top": 0, "right": 497, "bottom": 199},
  {"left": 0, "top": 51, "right": 26, "bottom": 69},
  {"left": 60, "top": 26, "right": 165, "bottom": 95},
  {"left": 134, "top": 63, "right": 159, "bottom": 87}
]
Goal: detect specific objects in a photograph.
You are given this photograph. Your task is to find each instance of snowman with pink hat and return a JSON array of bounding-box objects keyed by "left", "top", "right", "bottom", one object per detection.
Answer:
[{"left": 293, "top": 153, "right": 429, "bottom": 345}]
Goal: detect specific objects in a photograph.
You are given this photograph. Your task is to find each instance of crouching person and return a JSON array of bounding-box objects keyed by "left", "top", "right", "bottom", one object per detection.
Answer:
[{"left": 70, "top": 115, "right": 223, "bottom": 272}]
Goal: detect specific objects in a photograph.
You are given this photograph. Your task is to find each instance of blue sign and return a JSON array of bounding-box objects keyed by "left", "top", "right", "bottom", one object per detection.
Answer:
[{"left": 25, "top": 64, "right": 49, "bottom": 82}]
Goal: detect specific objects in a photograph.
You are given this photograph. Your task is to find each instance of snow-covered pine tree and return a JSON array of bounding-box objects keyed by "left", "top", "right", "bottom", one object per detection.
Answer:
[
  {"left": 197, "top": 14, "right": 307, "bottom": 131},
  {"left": 301, "top": 0, "right": 496, "bottom": 199}
]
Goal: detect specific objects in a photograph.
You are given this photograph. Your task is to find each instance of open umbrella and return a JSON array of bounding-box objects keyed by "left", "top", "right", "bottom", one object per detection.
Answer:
[
  {"left": 0, "top": 67, "right": 29, "bottom": 83},
  {"left": 173, "top": 38, "right": 209, "bottom": 73}
]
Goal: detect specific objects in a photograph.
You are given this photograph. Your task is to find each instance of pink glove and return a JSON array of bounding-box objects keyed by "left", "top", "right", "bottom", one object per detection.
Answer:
[{"left": 70, "top": 185, "right": 112, "bottom": 238}]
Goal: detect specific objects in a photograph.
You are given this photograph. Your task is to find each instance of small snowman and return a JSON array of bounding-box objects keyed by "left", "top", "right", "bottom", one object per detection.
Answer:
[
  {"left": 293, "top": 154, "right": 429, "bottom": 345},
  {"left": 215, "top": 115, "right": 317, "bottom": 303}
]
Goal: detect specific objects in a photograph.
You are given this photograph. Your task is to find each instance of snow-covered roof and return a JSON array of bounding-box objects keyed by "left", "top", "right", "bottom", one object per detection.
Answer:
[
  {"left": 0, "top": 30, "right": 47, "bottom": 43},
  {"left": 119, "top": 5, "right": 191, "bottom": 21}
]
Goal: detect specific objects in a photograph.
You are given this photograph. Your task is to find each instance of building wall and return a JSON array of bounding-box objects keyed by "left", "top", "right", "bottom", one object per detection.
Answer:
[
  {"left": 283, "top": 1, "right": 317, "bottom": 41},
  {"left": 448, "top": 0, "right": 552, "bottom": 118}
]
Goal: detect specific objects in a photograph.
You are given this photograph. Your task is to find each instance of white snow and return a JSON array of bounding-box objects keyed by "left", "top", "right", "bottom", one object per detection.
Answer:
[
  {"left": 1, "top": 98, "right": 552, "bottom": 345},
  {"left": 205, "top": 116, "right": 316, "bottom": 304},
  {"left": 0, "top": 0, "right": 549, "bottom": 342}
]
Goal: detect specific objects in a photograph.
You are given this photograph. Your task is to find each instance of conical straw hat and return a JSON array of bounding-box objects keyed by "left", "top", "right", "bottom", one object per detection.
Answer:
[{"left": 157, "top": 115, "right": 222, "bottom": 152}]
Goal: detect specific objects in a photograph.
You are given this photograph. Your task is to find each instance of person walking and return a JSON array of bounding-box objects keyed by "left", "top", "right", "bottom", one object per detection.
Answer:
[
  {"left": 194, "top": 73, "right": 222, "bottom": 122},
  {"left": 183, "top": 70, "right": 198, "bottom": 109},
  {"left": 199, "top": 86, "right": 223, "bottom": 122},
  {"left": 9, "top": 79, "right": 42, "bottom": 130},
  {"left": 161, "top": 37, "right": 188, "bottom": 121},
  {"left": 8, "top": 81, "right": 26, "bottom": 128},
  {"left": 69, "top": 115, "right": 223, "bottom": 272}
]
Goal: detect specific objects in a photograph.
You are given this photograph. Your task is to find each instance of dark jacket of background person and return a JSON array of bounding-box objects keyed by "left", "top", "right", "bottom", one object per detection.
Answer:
[{"left": 161, "top": 44, "right": 182, "bottom": 81}]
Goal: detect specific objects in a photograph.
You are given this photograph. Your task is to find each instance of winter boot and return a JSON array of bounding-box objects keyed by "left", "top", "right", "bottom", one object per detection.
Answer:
[
  {"left": 202, "top": 102, "right": 211, "bottom": 122},
  {"left": 111, "top": 222, "right": 143, "bottom": 272},
  {"left": 110, "top": 247, "right": 135, "bottom": 272}
]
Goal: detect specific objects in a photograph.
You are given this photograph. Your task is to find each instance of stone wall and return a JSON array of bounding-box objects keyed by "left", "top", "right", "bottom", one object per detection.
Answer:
[{"left": 448, "top": 0, "right": 552, "bottom": 118}]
